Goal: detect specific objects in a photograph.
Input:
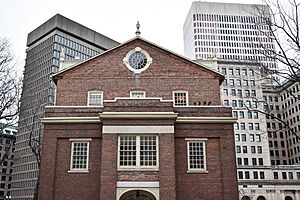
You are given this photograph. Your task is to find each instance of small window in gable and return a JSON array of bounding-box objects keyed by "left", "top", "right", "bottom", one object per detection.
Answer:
[
  {"left": 130, "top": 91, "right": 145, "bottom": 98},
  {"left": 88, "top": 91, "right": 103, "bottom": 106},
  {"left": 173, "top": 91, "right": 188, "bottom": 106}
]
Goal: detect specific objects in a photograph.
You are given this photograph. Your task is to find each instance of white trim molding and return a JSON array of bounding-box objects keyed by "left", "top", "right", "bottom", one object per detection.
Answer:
[
  {"left": 103, "top": 126, "right": 174, "bottom": 134},
  {"left": 41, "top": 117, "right": 100, "bottom": 124},
  {"left": 99, "top": 112, "right": 178, "bottom": 119},
  {"left": 117, "top": 181, "right": 159, "bottom": 188},
  {"left": 41, "top": 116, "right": 236, "bottom": 124},
  {"left": 176, "top": 116, "right": 236, "bottom": 123}
]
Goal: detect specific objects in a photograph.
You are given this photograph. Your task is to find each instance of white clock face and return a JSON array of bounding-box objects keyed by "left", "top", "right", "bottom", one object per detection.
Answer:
[{"left": 128, "top": 51, "right": 148, "bottom": 70}]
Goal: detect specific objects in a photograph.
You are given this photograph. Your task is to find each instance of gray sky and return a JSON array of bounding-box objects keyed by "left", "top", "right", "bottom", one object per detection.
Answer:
[{"left": 0, "top": 0, "right": 261, "bottom": 70}]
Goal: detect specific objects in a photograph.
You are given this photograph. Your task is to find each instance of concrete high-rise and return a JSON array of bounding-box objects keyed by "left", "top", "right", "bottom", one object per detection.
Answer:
[
  {"left": 184, "top": 2, "right": 300, "bottom": 199},
  {"left": 183, "top": 1, "right": 276, "bottom": 69},
  {"left": 12, "top": 14, "right": 119, "bottom": 199}
]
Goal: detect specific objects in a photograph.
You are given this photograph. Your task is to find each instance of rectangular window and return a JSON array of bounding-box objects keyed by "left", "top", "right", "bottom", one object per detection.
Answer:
[
  {"left": 255, "top": 123, "right": 260, "bottom": 130},
  {"left": 250, "top": 134, "right": 255, "bottom": 142},
  {"left": 274, "top": 172, "right": 278, "bottom": 179},
  {"left": 130, "top": 91, "right": 145, "bottom": 98},
  {"left": 257, "top": 146, "right": 262, "bottom": 154},
  {"left": 241, "top": 123, "right": 245, "bottom": 130},
  {"left": 173, "top": 91, "right": 188, "bottom": 106},
  {"left": 238, "top": 171, "right": 243, "bottom": 179},
  {"left": 288, "top": 172, "right": 294, "bottom": 179},
  {"left": 187, "top": 140, "right": 207, "bottom": 171},
  {"left": 248, "top": 111, "right": 252, "bottom": 119},
  {"left": 251, "top": 146, "right": 256, "bottom": 153},
  {"left": 241, "top": 134, "right": 246, "bottom": 141},
  {"left": 88, "top": 91, "right": 103, "bottom": 106},
  {"left": 260, "top": 171, "right": 265, "bottom": 179},
  {"left": 248, "top": 123, "right": 253, "bottom": 130},
  {"left": 253, "top": 171, "right": 258, "bottom": 179},
  {"left": 245, "top": 171, "right": 250, "bottom": 179},
  {"left": 243, "top": 146, "right": 248, "bottom": 153},
  {"left": 233, "top": 111, "right": 238, "bottom": 118},
  {"left": 70, "top": 139, "right": 91, "bottom": 172},
  {"left": 236, "top": 146, "right": 241, "bottom": 153},
  {"left": 118, "top": 135, "right": 158, "bottom": 169},
  {"left": 252, "top": 158, "right": 257, "bottom": 165},
  {"left": 282, "top": 172, "right": 287, "bottom": 179},
  {"left": 258, "top": 158, "right": 263, "bottom": 165},
  {"left": 224, "top": 99, "right": 229, "bottom": 106},
  {"left": 223, "top": 89, "right": 228, "bottom": 96},
  {"left": 239, "top": 111, "right": 244, "bottom": 119},
  {"left": 244, "top": 158, "right": 249, "bottom": 165}
]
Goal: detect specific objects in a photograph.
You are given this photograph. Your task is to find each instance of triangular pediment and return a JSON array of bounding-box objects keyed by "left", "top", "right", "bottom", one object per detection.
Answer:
[{"left": 53, "top": 37, "right": 224, "bottom": 84}]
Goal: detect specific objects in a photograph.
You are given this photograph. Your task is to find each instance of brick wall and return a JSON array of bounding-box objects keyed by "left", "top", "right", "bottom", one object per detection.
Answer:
[
  {"left": 55, "top": 39, "right": 222, "bottom": 106},
  {"left": 39, "top": 38, "right": 238, "bottom": 200}
]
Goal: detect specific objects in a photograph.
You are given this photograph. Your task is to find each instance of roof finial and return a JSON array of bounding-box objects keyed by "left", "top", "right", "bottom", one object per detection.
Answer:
[{"left": 135, "top": 21, "right": 141, "bottom": 36}]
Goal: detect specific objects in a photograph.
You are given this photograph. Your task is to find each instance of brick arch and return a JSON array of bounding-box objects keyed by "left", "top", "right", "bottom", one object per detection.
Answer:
[{"left": 120, "top": 190, "right": 156, "bottom": 200}]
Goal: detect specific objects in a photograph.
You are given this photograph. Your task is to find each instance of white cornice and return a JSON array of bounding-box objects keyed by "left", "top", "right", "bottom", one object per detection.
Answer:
[
  {"left": 41, "top": 117, "right": 100, "bottom": 123},
  {"left": 41, "top": 115, "right": 236, "bottom": 124},
  {"left": 176, "top": 117, "right": 236, "bottom": 123},
  {"left": 99, "top": 112, "right": 178, "bottom": 119}
]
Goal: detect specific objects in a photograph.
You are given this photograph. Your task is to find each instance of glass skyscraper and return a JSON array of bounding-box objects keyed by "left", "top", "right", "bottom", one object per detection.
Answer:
[{"left": 12, "top": 14, "right": 119, "bottom": 199}]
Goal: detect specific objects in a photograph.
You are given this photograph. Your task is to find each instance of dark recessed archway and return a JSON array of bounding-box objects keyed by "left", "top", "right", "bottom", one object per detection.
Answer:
[
  {"left": 242, "top": 196, "right": 251, "bottom": 200},
  {"left": 285, "top": 196, "right": 293, "bottom": 200},
  {"left": 257, "top": 196, "right": 266, "bottom": 200},
  {"left": 120, "top": 190, "right": 156, "bottom": 200}
]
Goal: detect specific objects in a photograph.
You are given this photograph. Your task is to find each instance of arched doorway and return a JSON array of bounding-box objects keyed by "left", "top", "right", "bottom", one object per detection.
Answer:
[
  {"left": 285, "top": 196, "right": 293, "bottom": 200},
  {"left": 120, "top": 190, "right": 156, "bottom": 200},
  {"left": 242, "top": 196, "right": 251, "bottom": 200},
  {"left": 257, "top": 196, "right": 266, "bottom": 200}
]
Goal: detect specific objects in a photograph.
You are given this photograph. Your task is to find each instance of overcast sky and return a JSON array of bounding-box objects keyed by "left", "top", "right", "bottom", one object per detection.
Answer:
[{"left": 0, "top": 0, "right": 261, "bottom": 70}]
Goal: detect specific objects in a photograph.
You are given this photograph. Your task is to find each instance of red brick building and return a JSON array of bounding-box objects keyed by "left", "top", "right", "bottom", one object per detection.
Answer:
[{"left": 39, "top": 36, "right": 238, "bottom": 200}]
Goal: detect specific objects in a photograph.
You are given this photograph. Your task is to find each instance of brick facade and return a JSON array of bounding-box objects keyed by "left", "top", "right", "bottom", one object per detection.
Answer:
[{"left": 39, "top": 37, "right": 238, "bottom": 200}]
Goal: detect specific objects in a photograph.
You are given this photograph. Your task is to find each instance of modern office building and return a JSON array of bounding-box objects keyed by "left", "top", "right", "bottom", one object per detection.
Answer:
[
  {"left": 184, "top": 2, "right": 300, "bottom": 199},
  {"left": 38, "top": 35, "right": 239, "bottom": 200},
  {"left": 0, "top": 124, "right": 16, "bottom": 200},
  {"left": 183, "top": 1, "right": 276, "bottom": 70},
  {"left": 263, "top": 80, "right": 300, "bottom": 166},
  {"left": 198, "top": 59, "right": 300, "bottom": 200},
  {"left": 12, "top": 14, "right": 119, "bottom": 199}
]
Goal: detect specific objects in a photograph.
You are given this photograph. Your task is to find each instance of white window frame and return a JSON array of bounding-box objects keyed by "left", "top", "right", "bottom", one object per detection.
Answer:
[
  {"left": 185, "top": 138, "right": 207, "bottom": 173},
  {"left": 130, "top": 91, "right": 146, "bottom": 98},
  {"left": 173, "top": 91, "right": 189, "bottom": 107},
  {"left": 69, "top": 138, "right": 91, "bottom": 173},
  {"left": 117, "top": 135, "right": 159, "bottom": 171},
  {"left": 87, "top": 91, "right": 103, "bottom": 106}
]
